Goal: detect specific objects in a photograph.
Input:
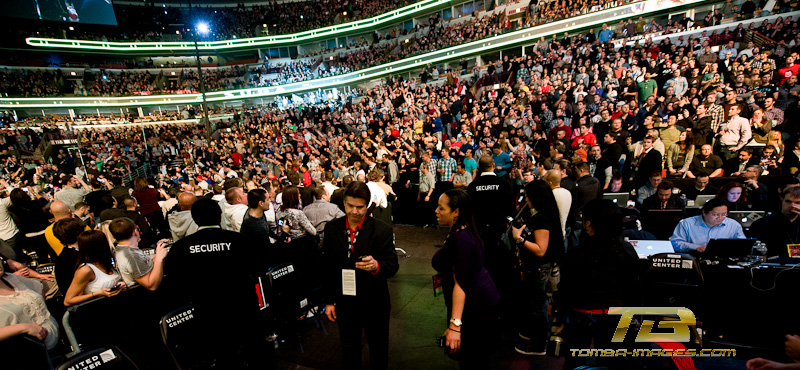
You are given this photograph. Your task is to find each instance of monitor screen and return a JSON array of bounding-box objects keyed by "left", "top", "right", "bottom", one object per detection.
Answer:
[{"left": 9, "top": 0, "right": 118, "bottom": 25}]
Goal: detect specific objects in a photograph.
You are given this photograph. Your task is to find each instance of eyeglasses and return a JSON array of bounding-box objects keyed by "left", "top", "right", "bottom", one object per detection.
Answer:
[{"left": 708, "top": 212, "right": 728, "bottom": 218}]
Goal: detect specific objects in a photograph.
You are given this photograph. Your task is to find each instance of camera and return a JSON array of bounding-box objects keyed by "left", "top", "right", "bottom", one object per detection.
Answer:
[{"left": 436, "top": 336, "right": 447, "bottom": 347}]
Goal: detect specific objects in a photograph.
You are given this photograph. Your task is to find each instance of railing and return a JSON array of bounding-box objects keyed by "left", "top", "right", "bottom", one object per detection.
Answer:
[
  {"left": 122, "top": 163, "right": 156, "bottom": 187},
  {"left": 742, "top": 29, "right": 779, "bottom": 49}
]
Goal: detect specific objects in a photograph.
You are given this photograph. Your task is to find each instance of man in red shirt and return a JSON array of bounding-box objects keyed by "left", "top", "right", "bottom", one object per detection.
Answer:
[{"left": 777, "top": 56, "right": 800, "bottom": 86}]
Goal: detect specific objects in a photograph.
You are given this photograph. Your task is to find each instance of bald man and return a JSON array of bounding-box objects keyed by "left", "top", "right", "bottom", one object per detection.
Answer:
[
  {"left": 545, "top": 169, "right": 571, "bottom": 238},
  {"left": 168, "top": 192, "right": 199, "bottom": 241},
  {"left": 45, "top": 200, "right": 77, "bottom": 255}
]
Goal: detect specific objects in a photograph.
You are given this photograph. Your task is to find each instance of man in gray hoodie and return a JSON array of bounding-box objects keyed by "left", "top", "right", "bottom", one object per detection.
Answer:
[{"left": 168, "top": 192, "right": 198, "bottom": 241}]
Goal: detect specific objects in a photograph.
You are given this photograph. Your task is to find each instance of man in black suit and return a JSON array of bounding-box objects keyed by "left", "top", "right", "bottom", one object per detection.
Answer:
[
  {"left": 632, "top": 136, "right": 663, "bottom": 188},
  {"left": 166, "top": 198, "right": 264, "bottom": 367},
  {"left": 640, "top": 181, "right": 684, "bottom": 211},
  {"left": 323, "top": 182, "right": 399, "bottom": 370},
  {"left": 723, "top": 147, "right": 758, "bottom": 176}
]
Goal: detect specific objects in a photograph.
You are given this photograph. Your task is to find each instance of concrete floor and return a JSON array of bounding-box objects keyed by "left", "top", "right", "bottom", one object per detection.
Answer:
[
  {"left": 272, "top": 225, "right": 749, "bottom": 370},
  {"left": 272, "top": 225, "right": 557, "bottom": 370}
]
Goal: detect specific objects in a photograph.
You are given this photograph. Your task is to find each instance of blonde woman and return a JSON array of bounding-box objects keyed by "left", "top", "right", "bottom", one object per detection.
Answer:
[{"left": 766, "top": 130, "right": 785, "bottom": 159}]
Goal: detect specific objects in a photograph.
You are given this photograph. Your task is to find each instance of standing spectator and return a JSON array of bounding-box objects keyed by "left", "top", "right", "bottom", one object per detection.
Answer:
[
  {"left": 54, "top": 175, "right": 91, "bottom": 211},
  {"left": 241, "top": 188, "right": 273, "bottom": 249},
  {"left": 303, "top": 186, "right": 345, "bottom": 247},
  {"left": 52, "top": 217, "right": 88, "bottom": 294},
  {"left": 131, "top": 177, "right": 165, "bottom": 237},
  {"left": 168, "top": 192, "right": 199, "bottom": 242},
  {"left": 492, "top": 145, "right": 512, "bottom": 178},
  {"left": 688, "top": 144, "right": 724, "bottom": 178},
  {"left": 717, "top": 104, "right": 752, "bottom": 161},
  {"left": 418, "top": 165, "right": 437, "bottom": 228}
]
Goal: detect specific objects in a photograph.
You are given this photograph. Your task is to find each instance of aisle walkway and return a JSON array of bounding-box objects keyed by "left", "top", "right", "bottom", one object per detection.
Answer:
[{"left": 273, "top": 225, "right": 556, "bottom": 370}]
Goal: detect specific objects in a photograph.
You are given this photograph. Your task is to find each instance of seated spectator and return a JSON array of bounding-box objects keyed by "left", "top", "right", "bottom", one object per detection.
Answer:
[
  {"left": 715, "top": 181, "right": 751, "bottom": 211},
  {"left": 108, "top": 218, "right": 169, "bottom": 291},
  {"left": 636, "top": 171, "right": 663, "bottom": 205},
  {"left": 0, "top": 256, "right": 59, "bottom": 300},
  {"left": 670, "top": 198, "right": 746, "bottom": 253},
  {"left": 683, "top": 174, "right": 719, "bottom": 200},
  {"left": 64, "top": 230, "right": 127, "bottom": 306},
  {"left": 687, "top": 144, "right": 723, "bottom": 178},
  {"left": 53, "top": 218, "right": 89, "bottom": 294},
  {"left": 723, "top": 148, "right": 758, "bottom": 176},
  {"left": 0, "top": 256, "right": 60, "bottom": 350},
  {"left": 751, "top": 186, "right": 800, "bottom": 257},
  {"left": 640, "top": 181, "right": 684, "bottom": 211},
  {"left": 742, "top": 165, "right": 769, "bottom": 210},
  {"left": 758, "top": 145, "right": 781, "bottom": 175},
  {"left": 168, "top": 192, "right": 199, "bottom": 241},
  {"left": 782, "top": 140, "right": 800, "bottom": 175}
]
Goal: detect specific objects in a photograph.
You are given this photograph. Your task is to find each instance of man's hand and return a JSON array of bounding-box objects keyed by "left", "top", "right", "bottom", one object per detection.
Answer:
[
  {"left": 325, "top": 304, "right": 337, "bottom": 322},
  {"left": 37, "top": 273, "right": 55, "bottom": 281},
  {"left": 785, "top": 334, "right": 800, "bottom": 361},
  {"left": 355, "top": 255, "right": 378, "bottom": 272},
  {"left": 696, "top": 246, "right": 707, "bottom": 253},
  {"left": 13, "top": 267, "right": 31, "bottom": 277},
  {"left": 154, "top": 239, "right": 171, "bottom": 262},
  {"left": 511, "top": 224, "right": 525, "bottom": 242}
]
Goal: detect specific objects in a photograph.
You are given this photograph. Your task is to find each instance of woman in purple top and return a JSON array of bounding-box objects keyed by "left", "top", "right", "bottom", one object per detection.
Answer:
[{"left": 432, "top": 188, "right": 499, "bottom": 369}]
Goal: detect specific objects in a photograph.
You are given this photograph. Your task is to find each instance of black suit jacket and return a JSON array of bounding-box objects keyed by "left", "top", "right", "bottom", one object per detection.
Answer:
[
  {"left": 639, "top": 194, "right": 684, "bottom": 211},
  {"left": 322, "top": 216, "right": 399, "bottom": 311},
  {"left": 723, "top": 157, "right": 758, "bottom": 176}
]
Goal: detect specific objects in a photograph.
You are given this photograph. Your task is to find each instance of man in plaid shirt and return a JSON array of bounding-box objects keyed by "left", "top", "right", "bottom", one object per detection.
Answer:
[
  {"left": 437, "top": 148, "right": 457, "bottom": 183},
  {"left": 706, "top": 92, "right": 725, "bottom": 136},
  {"left": 419, "top": 152, "right": 437, "bottom": 179}
]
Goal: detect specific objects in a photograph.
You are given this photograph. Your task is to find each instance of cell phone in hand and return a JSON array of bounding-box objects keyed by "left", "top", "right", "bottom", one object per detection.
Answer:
[{"left": 109, "top": 284, "right": 121, "bottom": 292}]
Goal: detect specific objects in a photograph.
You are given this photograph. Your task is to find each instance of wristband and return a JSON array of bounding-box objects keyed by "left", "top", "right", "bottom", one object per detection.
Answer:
[{"left": 448, "top": 328, "right": 460, "bottom": 333}]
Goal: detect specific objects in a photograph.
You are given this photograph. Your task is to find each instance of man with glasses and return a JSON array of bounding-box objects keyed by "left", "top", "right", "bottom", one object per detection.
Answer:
[{"left": 670, "top": 198, "right": 745, "bottom": 253}]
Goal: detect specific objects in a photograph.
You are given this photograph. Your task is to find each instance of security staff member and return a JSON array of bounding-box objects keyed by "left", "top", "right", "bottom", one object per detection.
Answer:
[
  {"left": 323, "top": 181, "right": 399, "bottom": 370},
  {"left": 166, "top": 197, "right": 263, "bottom": 368},
  {"left": 467, "top": 155, "right": 515, "bottom": 323}
]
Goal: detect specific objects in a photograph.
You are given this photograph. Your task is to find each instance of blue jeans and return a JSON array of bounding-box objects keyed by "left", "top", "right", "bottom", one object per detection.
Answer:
[{"left": 518, "top": 262, "right": 552, "bottom": 352}]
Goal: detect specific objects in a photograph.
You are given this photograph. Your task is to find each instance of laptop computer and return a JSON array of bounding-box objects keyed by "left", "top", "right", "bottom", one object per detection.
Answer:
[
  {"left": 703, "top": 238, "right": 757, "bottom": 260},
  {"left": 727, "top": 211, "right": 765, "bottom": 229},
  {"left": 629, "top": 240, "right": 676, "bottom": 259},
  {"left": 602, "top": 192, "right": 629, "bottom": 206},
  {"left": 690, "top": 195, "right": 715, "bottom": 208}
]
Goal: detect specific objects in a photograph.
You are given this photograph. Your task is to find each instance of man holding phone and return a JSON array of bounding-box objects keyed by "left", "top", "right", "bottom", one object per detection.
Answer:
[{"left": 323, "top": 181, "right": 399, "bottom": 370}]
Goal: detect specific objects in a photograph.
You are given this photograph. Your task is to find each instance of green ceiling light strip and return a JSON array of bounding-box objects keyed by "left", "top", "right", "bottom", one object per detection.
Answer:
[
  {"left": 6, "top": 0, "right": 705, "bottom": 109},
  {"left": 25, "top": 0, "right": 452, "bottom": 52}
]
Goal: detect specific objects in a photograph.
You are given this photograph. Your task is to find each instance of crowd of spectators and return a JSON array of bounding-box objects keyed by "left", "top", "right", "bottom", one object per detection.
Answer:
[
  {"left": 27, "top": 0, "right": 414, "bottom": 42},
  {"left": 5, "top": 4, "right": 800, "bottom": 366}
]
